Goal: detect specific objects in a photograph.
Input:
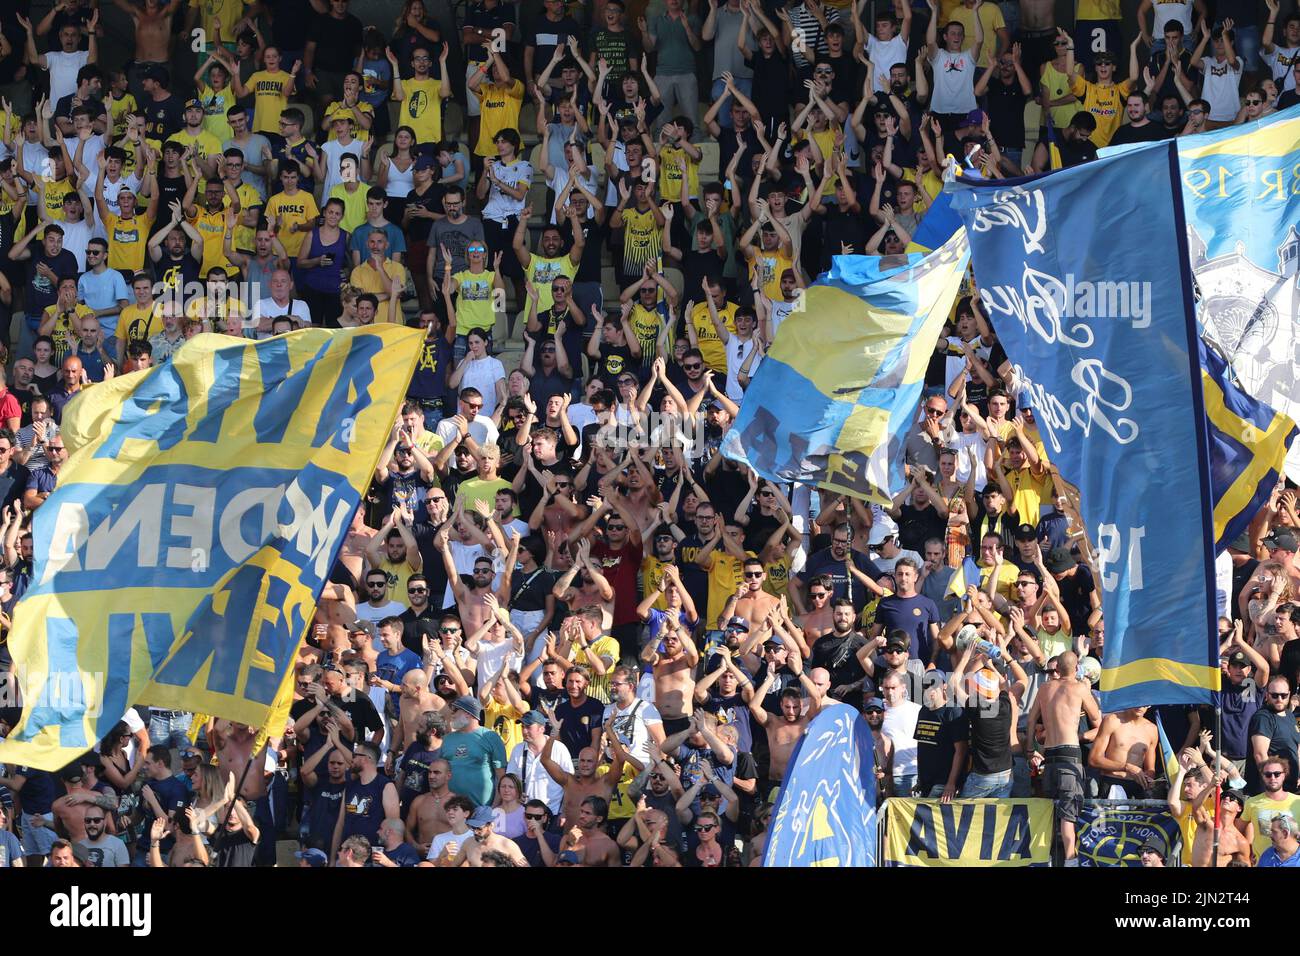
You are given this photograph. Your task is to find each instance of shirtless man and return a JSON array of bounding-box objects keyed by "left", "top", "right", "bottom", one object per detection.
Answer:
[
  {"left": 749, "top": 666, "right": 823, "bottom": 783},
  {"left": 541, "top": 730, "right": 618, "bottom": 829},
  {"left": 344, "top": 623, "right": 379, "bottom": 678},
  {"left": 797, "top": 574, "right": 836, "bottom": 642},
  {"left": 440, "top": 527, "right": 511, "bottom": 637},
  {"left": 405, "top": 759, "right": 453, "bottom": 854},
  {"left": 339, "top": 507, "right": 379, "bottom": 587},
  {"left": 1192, "top": 789, "right": 1252, "bottom": 867},
  {"left": 316, "top": 582, "right": 359, "bottom": 657},
  {"left": 1088, "top": 706, "right": 1158, "bottom": 798},
  {"left": 1025, "top": 650, "right": 1100, "bottom": 864},
  {"left": 557, "top": 795, "right": 623, "bottom": 866},
  {"left": 115, "top": 0, "right": 180, "bottom": 67},
  {"left": 210, "top": 720, "right": 271, "bottom": 803},
  {"left": 449, "top": 813, "right": 530, "bottom": 866},
  {"left": 640, "top": 618, "right": 699, "bottom": 736},
  {"left": 397, "top": 671, "right": 442, "bottom": 749},
  {"left": 734, "top": 556, "right": 780, "bottom": 625},
  {"left": 52, "top": 767, "right": 118, "bottom": 843}
]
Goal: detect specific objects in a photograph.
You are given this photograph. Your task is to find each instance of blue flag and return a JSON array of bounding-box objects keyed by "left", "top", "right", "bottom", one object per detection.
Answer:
[
  {"left": 763, "top": 703, "right": 877, "bottom": 867},
  {"left": 721, "top": 232, "right": 969, "bottom": 504},
  {"left": 947, "top": 556, "right": 982, "bottom": 598},
  {"left": 948, "top": 143, "right": 1219, "bottom": 710}
]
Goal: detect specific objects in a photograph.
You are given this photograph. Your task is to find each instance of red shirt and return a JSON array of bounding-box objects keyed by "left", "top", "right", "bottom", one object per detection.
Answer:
[{"left": 591, "top": 539, "right": 643, "bottom": 626}]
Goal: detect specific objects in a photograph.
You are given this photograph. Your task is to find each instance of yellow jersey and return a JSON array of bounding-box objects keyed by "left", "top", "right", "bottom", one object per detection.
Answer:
[
  {"left": 688, "top": 300, "right": 737, "bottom": 374},
  {"left": 621, "top": 206, "right": 660, "bottom": 277},
  {"left": 657, "top": 144, "right": 699, "bottom": 202},
  {"left": 527, "top": 254, "right": 575, "bottom": 313},
  {"left": 452, "top": 269, "right": 497, "bottom": 332},
  {"left": 629, "top": 302, "right": 664, "bottom": 362},
  {"left": 42, "top": 303, "right": 95, "bottom": 363},
  {"left": 173, "top": 127, "right": 223, "bottom": 166},
  {"left": 323, "top": 100, "right": 375, "bottom": 143},
  {"left": 264, "top": 189, "right": 318, "bottom": 256},
  {"left": 399, "top": 77, "right": 444, "bottom": 144},
  {"left": 1004, "top": 464, "right": 1055, "bottom": 528},
  {"left": 190, "top": 0, "right": 247, "bottom": 42},
  {"left": 352, "top": 258, "right": 408, "bottom": 300},
  {"left": 573, "top": 635, "right": 619, "bottom": 704},
  {"left": 197, "top": 83, "right": 235, "bottom": 143},
  {"left": 1076, "top": 0, "right": 1121, "bottom": 19},
  {"left": 1242, "top": 793, "right": 1300, "bottom": 861},
  {"left": 103, "top": 212, "right": 153, "bottom": 273},
  {"left": 118, "top": 302, "right": 163, "bottom": 349},
  {"left": 107, "top": 92, "right": 137, "bottom": 140},
  {"left": 641, "top": 555, "right": 671, "bottom": 612},
  {"left": 475, "top": 80, "right": 524, "bottom": 156},
  {"left": 42, "top": 178, "right": 75, "bottom": 221},
  {"left": 1069, "top": 76, "right": 1131, "bottom": 146},
  {"left": 246, "top": 69, "right": 293, "bottom": 134},
  {"left": 702, "top": 551, "right": 745, "bottom": 630},
  {"left": 484, "top": 698, "right": 525, "bottom": 754},
  {"left": 748, "top": 248, "right": 794, "bottom": 302}
]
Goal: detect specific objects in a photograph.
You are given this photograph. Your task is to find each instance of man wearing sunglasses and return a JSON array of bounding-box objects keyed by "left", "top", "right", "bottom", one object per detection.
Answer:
[
  {"left": 356, "top": 569, "right": 408, "bottom": 626},
  {"left": 1242, "top": 755, "right": 1300, "bottom": 862},
  {"left": 447, "top": 805, "right": 530, "bottom": 867},
  {"left": 75, "top": 802, "right": 130, "bottom": 867},
  {"left": 1248, "top": 675, "right": 1300, "bottom": 794}
]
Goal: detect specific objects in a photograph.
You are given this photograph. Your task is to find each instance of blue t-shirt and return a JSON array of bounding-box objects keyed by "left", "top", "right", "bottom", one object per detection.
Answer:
[
  {"left": 1259, "top": 847, "right": 1300, "bottom": 867},
  {"left": 375, "top": 647, "right": 421, "bottom": 715},
  {"left": 138, "top": 774, "right": 190, "bottom": 850},
  {"left": 0, "top": 829, "right": 22, "bottom": 866},
  {"left": 77, "top": 268, "right": 131, "bottom": 337},
  {"left": 381, "top": 841, "right": 423, "bottom": 867},
  {"left": 348, "top": 222, "right": 407, "bottom": 259},
  {"left": 303, "top": 775, "right": 348, "bottom": 845},
  {"left": 15, "top": 767, "right": 56, "bottom": 814},
  {"left": 441, "top": 728, "right": 507, "bottom": 806},
  {"left": 396, "top": 743, "right": 442, "bottom": 810},
  {"left": 702, "top": 691, "right": 752, "bottom": 754},
  {"left": 874, "top": 593, "right": 941, "bottom": 661},
  {"left": 646, "top": 607, "right": 697, "bottom": 645}
]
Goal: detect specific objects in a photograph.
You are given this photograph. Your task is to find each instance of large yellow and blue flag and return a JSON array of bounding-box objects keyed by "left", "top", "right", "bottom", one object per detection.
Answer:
[
  {"left": 947, "top": 557, "right": 982, "bottom": 598},
  {"left": 0, "top": 327, "right": 424, "bottom": 770},
  {"left": 720, "top": 230, "right": 969, "bottom": 503}
]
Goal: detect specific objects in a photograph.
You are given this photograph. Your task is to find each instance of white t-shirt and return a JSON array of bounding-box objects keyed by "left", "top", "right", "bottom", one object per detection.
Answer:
[
  {"left": 47, "top": 50, "right": 90, "bottom": 104},
  {"left": 602, "top": 698, "right": 663, "bottom": 766},
  {"left": 866, "top": 34, "right": 908, "bottom": 92},
  {"left": 952, "top": 430, "right": 988, "bottom": 488},
  {"left": 435, "top": 412, "right": 499, "bottom": 449},
  {"left": 319, "top": 138, "right": 364, "bottom": 197},
  {"left": 59, "top": 217, "right": 93, "bottom": 272},
  {"left": 929, "top": 48, "right": 978, "bottom": 114},
  {"left": 475, "top": 636, "right": 521, "bottom": 687},
  {"left": 943, "top": 335, "right": 992, "bottom": 392},
  {"left": 253, "top": 296, "right": 312, "bottom": 329},
  {"left": 872, "top": 549, "right": 925, "bottom": 574},
  {"left": 460, "top": 356, "right": 506, "bottom": 416},
  {"left": 356, "top": 600, "right": 407, "bottom": 624},
  {"left": 768, "top": 299, "right": 797, "bottom": 340},
  {"left": 1264, "top": 44, "right": 1300, "bottom": 91},
  {"left": 426, "top": 828, "right": 470, "bottom": 861},
  {"left": 1201, "top": 56, "right": 1243, "bottom": 122},
  {"left": 508, "top": 739, "right": 571, "bottom": 813},
  {"left": 481, "top": 159, "right": 532, "bottom": 223},
  {"left": 101, "top": 173, "right": 143, "bottom": 217},
  {"left": 1151, "top": 0, "right": 1194, "bottom": 37},
  {"left": 724, "top": 336, "right": 761, "bottom": 401},
  {"left": 882, "top": 699, "right": 921, "bottom": 776}
]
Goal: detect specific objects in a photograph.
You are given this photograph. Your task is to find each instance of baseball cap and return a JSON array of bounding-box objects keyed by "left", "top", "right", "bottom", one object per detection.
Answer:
[
  {"left": 868, "top": 515, "right": 899, "bottom": 547},
  {"left": 295, "top": 848, "right": 328, "bottom": 867},
  {"left": 864, "top": 697, "right": 885, "bottom": 712},
  {"left": 763, "top": 634, "right": 784, "bottom": 647},
  {"left": 1265, "top": 530, "right": 1299, "bottom": 553},
  {"left": 1226, "top": 650, "right": 1251, "bottom": 668},
  {"left": 1045, "top": 546, "right": 1075, "bottom": 574},
  {"left": 557, "top": 849, "right": 581, "bottom": 864},
  {"left": 1013, "top": 523, "right": 1037, "bottom": 542},
  {"left": 700, "top": 784, "right": 721, "bottom": 799},
  {"left": 520, "top": 709, "right": 548, "bottom": 727},
  {"left": 725, "top": 616, "right": 750, "bottom": 633},
  {"left": 60, "top": 765, "right": 85, "bottom": 782},
  {"left": 957, "top": 108, "right": 985, "bottom": 129},
  {"left": 414, "top": 154, "right": 436, "bottom": 171},
  {"left": 184, "top": 98, "right": 203, "bottom": 111},
  {"left": 467, "top": 805, "right": 495, "bottom": 829},
  {"left": 451, "top": 695, "right": 482, "bottom": 720},
  {"left": 884, "top": 635, "right": 909, "bottom": 653}
]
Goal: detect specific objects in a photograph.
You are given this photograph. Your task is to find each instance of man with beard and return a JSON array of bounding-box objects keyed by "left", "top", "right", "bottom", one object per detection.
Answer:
[
  {"left": 329, "top": 740, "right": 399, "bottom": 863},
  {"left": 552, "top": 665, "right": 606, "bottom": 757},
  {"left": 508, "top": 710, "right": 571, "bottom": 815},
  {"left": 299, "top": 723, "right": 351, "bottom": 850},
  {"left": 809, "top": 598, "right": 869, "bottom": 702},
  {"left": 559, "top": 795, "right": 623, "bottom": 865},
  {"left": 749, "top": 665, "right": 822, "bottom": 785},
  {"left": 871, "top": 557, "right": 941, "bottom": 662},
  {"left": 405, "top": 759, "right": 455, "bottom": 855},
  {"left": 440, "top": 695, "right": 507, "bottom": 805},
  {"left": 394, "top": 710, "right": 446, "bottom": 811}
]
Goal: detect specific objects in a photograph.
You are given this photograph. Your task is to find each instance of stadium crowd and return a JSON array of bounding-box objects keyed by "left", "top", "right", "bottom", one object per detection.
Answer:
[{"left": 0, "top": 0, "right": 1299, "bottom": 869}]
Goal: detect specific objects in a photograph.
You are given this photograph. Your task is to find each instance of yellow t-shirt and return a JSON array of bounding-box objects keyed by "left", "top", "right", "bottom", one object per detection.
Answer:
[
  {"left": 247, "top": 69, "right": 293, "bottom": 134},
  {"left": 1069, "top": 76, "right": 1132, "bottom": 147},
  {"left": 629, "top": 302, "right": 663, "bottom": 362},
  {"left": 949, "top": 2, "right": 1006, "bottom": 69},
  {"left": 1076, "top": 0, "right": 1122, "bottom": 19},
  {"left": 641, "top": 555, "right": 671, "bottom": 611},
  {"left": 264, "top": 190, "right": 319, "bottom": 257},
  {"left": 352, "top": 259, "right": 408, "bottom": 299},
  {"left": 399, "top": 77, "right": 444, "bottom": 145},
  {"left": 118, "top": 302, "right": 163, "bottom": 349},
  {"left": 117, "top": 137, "right": 143, "bottom": 177},
  {"left": 763, "top": 556, "right": 791, "bottom": 599},
  {"left": 173, "top": 128, "right": 223, "bottom": 166},
  {"left": 328, "top": 182, "right": 372, "bottom": 233},
  {"left": 451, "top": 269, "right": 496, "bottom": 332},
  {"left": 323, "top": 101, "right": 375, "bottom": 143},
  {"left": 219, "top": 181, "right": 263, "bottom": 215},
  {"left": 190, "top": 0, "right": 247, "bottom": 42},
  {"left": 702, "top": 551, "right": 744, "bottom": 630},
  {"left": 748, "top": 248, "right": 794, "bottom": 302},
  {"left": 185, "top": 295, "right": 248, "bottom": 329},
  {"left": 1242, "top": 793, "right": 1300, "bottom": 861},
  {"left": 103, "top": 212, "right": 153, "bottom": 273},
  {"left": 485, "top": 698, "right": 525, "bottom": 754},
  {"left": 573, "top": 635, "right": 619, "bottom": 704},
  {"left": 197, "top": 84, "right": 236, "bottom": 144},
  {"left": 374, "top": 554, "right": 416, "bottom": 604},
  {"left": 1005, "top": 465, "right": 1055, "bottom": 528},
  {"left": 621, "top": 206, "right": 660, "bottom": 278},
  {"left": 42, "top": 178, "right": 75, "bottom": 221},
  {"left": 1042, "top": 62, "right": 1083, "bottom": 129},
  {"left": 689, "top": 301, "right": 737, "bottom": 374},
  {"left": 527, "top": 254, "right": 575, "bottom": 313},
  {"left": 107, "top": 92, "right": 138, "bottom": 141},
  {"left": 979, "top": 561, "right": 1020, "bottom": 602},
  {"left": 190, "top": 208, "right": 234, "bottom": 277},
  {"left": 42, "top": 303, "right": 95, "bottom": 363},
  {"left": 811, "top": 128, "right": 837, "bottom": 196},
  {"left": 475, "top": 80, "right": 524, "bottom": 157},
  {"left": 600, "top": 761, "right": 639, "bottom": 820},
  {"left": 657, "top": 144, "right": 699, "bottom": 202}
]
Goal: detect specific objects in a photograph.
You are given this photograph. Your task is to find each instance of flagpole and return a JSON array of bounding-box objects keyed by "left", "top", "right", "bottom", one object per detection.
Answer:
[{"left": 1211, "top": 697, "right": 1222, "bottom": 865}]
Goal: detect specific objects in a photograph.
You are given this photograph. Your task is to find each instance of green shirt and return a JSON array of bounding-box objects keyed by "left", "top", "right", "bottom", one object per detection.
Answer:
[
  {"left": 441, "top": 727, "right": 507, "bottom": 805},
  {"left": 649, "top": 13, "right": 701, "bottom": 75}
]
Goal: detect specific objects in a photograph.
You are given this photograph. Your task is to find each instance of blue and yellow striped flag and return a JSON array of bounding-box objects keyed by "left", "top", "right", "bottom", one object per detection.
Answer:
[
  {"left": 721, "top": 230, "right": 969, "bottom": 503},
  {"left": 1202, "top": 341, "right": 1297, "bottom": 553},
  {"left": 0, "top": 327, "right": 424, "bottom": 770},
  {"left": 947, "top": 557, "right": 982, "bottom": 598},
  {"left": 1154, "top": 712, "right": 1181, "bottom": 786}
]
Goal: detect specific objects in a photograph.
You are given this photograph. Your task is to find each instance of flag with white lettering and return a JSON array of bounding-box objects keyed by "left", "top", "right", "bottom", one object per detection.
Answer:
[
  {"left": 0, "top": 327, "right": 423, "bottom": 770},
  {"left": 948, "top": 144, "right": 1220, "bottom": 710}
]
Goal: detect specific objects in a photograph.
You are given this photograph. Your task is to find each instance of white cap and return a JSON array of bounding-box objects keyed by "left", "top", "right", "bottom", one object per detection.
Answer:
[{"left": 868, "top": 515, "right": 900, "bottom": 547}]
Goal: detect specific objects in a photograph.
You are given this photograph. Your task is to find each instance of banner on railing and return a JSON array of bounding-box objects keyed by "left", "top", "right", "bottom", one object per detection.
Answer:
[{"left": 882, "top": 798, "right": 1053, "bottom": 867}]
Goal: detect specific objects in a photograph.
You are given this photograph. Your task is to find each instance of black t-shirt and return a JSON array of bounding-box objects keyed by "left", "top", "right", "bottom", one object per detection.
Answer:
[
  {"left": 510, "top": 565, "right": 556, "bottom": 613},
  {"left": 307, "top": 13, "right": 364, "bottom": 72},
  {"left": 513, "top": 830, "right": 563, "bottom": 867},
  {"left": 808, "top": 631, "right": 868, "bottom": 692},
  {"left": 741, "top": 509, "right": 782, "bottom": 554},
  {"left": 796, "top": 547, "right": 883, "bottom": 612},
  {"left": 213, "top": 826, "right": 258, "bottom": 867},
  {"left": 395, "top": 743, "right": 441, "bottom": 809},
  {"left": 399, "top": 604, "right": 440, "bottom": 654},
  {"left": 1057, "top": 136, "right": 1099, "bottom": 168},
  {"left": 558, "top": 214, "right": 606, "bottom": 284},
  {"left": 1107, "top": 121, "right": 1167, "bottom": 146},
  {"left": 681, "top": 247, "right": 725, "bottom": 299},
  {"left": 717, "top": 126, "right": 761, "bottom": 187},
  {"left": 303, "top": 774, "right": 348, "bottom": 843},
  {"left": 526, "top": 366, "right": 572, "bottom": 410},
  {"left": 528, "top": 684, "right": 567, "bottom": 713},
  {"left": 745, "top": 50, "right": 791, "bottom": 124},
  {"left": 403, "top": 183, "right": 443, "bottom": 245},
  {"left": 554, "top": 695, "right": 606, "bottom": 755},
  {"left": 914, "top": 703, "right": 968, "bottom": 792},
  {"left": 291, "top": 693, "right": 384, "bottom": 747},
  {"left": 816, "top": 52, "right": 858, "bottom": 107},
  {"left": 517, "top": 454, "right": 575, "bottom": 522},
  {"left": 268, "top": 0, "right": 318, "bottom": 51},
  {"left": 525, "top": 15, "right": 582, "bottom": 76},
  {"left": 820, "top": 206, "right": 870, "bottom": 269},
  {"left": 152, "top": 251, "right": 201, "bottom": 294},
  {"left": 465, "top": 1, "right": 517, "bottom": 62},
  {"left": 1054, "top": 564, "right": 1096, "bottom": 636},
  {"left": 965, "top": 691, "right": 1013, "bottom": 774},
  {"left": 594, "top": 342, "right": 637, "bottom": 384},
  {"left": 897, "top": 503, "right": 947, "bottom": 555},
  {"left": 143, "top": 94, "right": 185, "bottom": 146},
  {"left": 982, "top": 76, "right": 1030, "bottom": 149},
  {"left": 26, "top": 248, "right": 79, "bottom": 315}
]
